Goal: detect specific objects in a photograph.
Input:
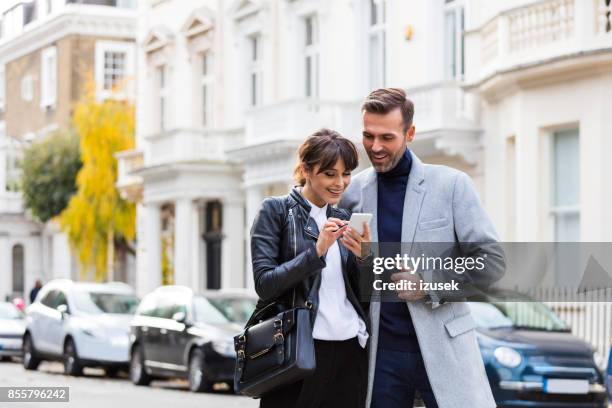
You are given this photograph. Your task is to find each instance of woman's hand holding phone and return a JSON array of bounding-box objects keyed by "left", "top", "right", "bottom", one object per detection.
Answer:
[
  {"left": 341, "top": 222, "right": 371, "bottom": 258},
  {"left": 315, "top": 217, "right": 348, "bottom": 257}
]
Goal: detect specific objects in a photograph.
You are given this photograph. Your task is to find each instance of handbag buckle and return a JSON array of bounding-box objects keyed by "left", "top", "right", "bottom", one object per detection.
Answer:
[
  {"left": 273, "top": 319, "right": 283, "bottom": 329},
  {"left": 305, "top": 300, "right": 313, "bottom": 309},
  {"left": 273, "top": 332, "right": 284, "bottom": 344},
  {"left": 237, "top": 349, "right": 245, "bottom": 359},
  {"left": 237, "top": 334, "right": 246, "bottom": 343}
]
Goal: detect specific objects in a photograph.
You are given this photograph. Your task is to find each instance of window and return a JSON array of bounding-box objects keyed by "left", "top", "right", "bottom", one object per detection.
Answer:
[
  {"left": 200, "top": 52, "right": 213, "bottom": 127},
  {"left": 368, "top": 0, "right": 386, "bottom": 89},
  {"left": 158, "top": 65, "right": 168, "bottom": 131},
  {"left": 12, "top": 244, "right": 24, "bottom": 293},
  {"left": 304, "top": 15, "right": 319, "bottom": 98},
  {"left": 95, "top": 41, "right": 134, "bottom": 99},
  {"left": 40, "top": 290, "right": 58, "bottom": 308},
  {"left": 444, "top": 1, "right": 465, "bottom": 80},
  {"left": 21, "top": 75, "right": 34, "bottom": 102},
  {"left": 550, "top": 129, "right": 580, "bottom": 241},
  {"left": 248, "top": 34, "right": 262, "bottom": 107},
  {"left": 103, "top": 51, "right": 126, "bottom": 91},
  {"left": 40, "top": 47, "right": 58, "bottom": 108}
]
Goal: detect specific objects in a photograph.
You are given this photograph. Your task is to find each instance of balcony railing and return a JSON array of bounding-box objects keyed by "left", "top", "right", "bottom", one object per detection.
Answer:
[
  {"left": 145, "top": 128, "right": 244, "bottom": 166},
  {"left": 0, "top": 192, "right": 24, "bottom": 214},
  {"left": 244, "top": 99, "right": 361, "bottom": 145},
  {"left": 115, "top": 148, "right": 144, "bottom": 201},
  {"left": 471, "top": 0, "right": 612, "bottom": 82}
]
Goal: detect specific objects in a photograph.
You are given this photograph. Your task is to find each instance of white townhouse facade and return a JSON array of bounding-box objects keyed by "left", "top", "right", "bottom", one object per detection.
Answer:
[
  {"left": 117, "top": 0, "right": 612, "bottom": 297},
  {"left": 0, "top": 0, "right": 137, "bottom": 302}
]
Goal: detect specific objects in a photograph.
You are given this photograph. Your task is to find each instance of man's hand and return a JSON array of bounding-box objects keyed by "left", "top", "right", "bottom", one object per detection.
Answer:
[{"left": 390, "top": 268, "right": 427, "bottom": 302}]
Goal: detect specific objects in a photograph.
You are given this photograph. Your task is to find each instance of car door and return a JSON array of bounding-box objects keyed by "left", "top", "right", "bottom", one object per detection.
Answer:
[
  {"left": 151, "top": 296, "right": 187, "bottom": 372},
  {"left": 46, "top": 290, "right": 69, "bottom": 356},
  {"left": 32, "top": 290, "right": 58, "bottom": 353},
  {"left": 165, "top": 300, "right": 191, "bottom": 371}
]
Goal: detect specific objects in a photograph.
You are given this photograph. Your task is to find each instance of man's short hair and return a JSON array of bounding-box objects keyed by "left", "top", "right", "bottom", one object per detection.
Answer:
[{"left": 362, "top": 88, "right": 415, "bottom": 132}]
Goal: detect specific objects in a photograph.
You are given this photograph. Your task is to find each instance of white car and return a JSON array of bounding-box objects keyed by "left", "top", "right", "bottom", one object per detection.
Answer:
[
  {"left": 23, "top": 279, "right": 140, "bottom": 376},
  {"left": 0, "top": 302, "right": 25, "bottom": 361}
]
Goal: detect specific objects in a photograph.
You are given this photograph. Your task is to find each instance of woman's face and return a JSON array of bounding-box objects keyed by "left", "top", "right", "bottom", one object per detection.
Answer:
[{"left": 304, "top": 159, "right": 351, "bottom": 206}]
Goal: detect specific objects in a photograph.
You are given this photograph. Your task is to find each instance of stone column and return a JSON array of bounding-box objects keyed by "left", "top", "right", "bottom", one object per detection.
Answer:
[
  {"left": 141, "top": 203, "right": 162, "bottom": 297},
  {"left": 221, "top": 197, "right": 245, "bottom": 289},
  {"left": 244, "top": 186, "right": 264, "bottom": 289},
  {"left": 174, "top": 198, "right": 193, "bottom": 287}
]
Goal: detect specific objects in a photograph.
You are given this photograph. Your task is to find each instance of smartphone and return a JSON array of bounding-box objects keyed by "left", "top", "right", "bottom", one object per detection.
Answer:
[{"left": 348, "top": 213, "right": 373, "bottom": 235}]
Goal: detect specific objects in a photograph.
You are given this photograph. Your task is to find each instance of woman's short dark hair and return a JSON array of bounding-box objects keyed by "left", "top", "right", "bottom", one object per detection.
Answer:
[
  {"left": 293, "top": 129, "right": 359, "bottom": 187},
  {"left": 362, "top": 87, "right": 415, "bottom": 132}
]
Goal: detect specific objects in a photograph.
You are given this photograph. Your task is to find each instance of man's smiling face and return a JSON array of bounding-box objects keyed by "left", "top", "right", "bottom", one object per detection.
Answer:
[{"left": 362, "top": 107, "right": 415, "bottom": 173}]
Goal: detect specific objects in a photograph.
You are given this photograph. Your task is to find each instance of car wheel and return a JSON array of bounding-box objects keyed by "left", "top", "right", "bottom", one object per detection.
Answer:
[
  {"left": 188, "top": 348, "right": 213, "bottom": 393},
  {"left": 130, "top": 345, "right": 151, "bottom": 386},
  {"left": 63, "top": 338, "right": 83, "bottom": 376},
  {"left": 22, "top": 334, "right": 41, "bottom": 371}
]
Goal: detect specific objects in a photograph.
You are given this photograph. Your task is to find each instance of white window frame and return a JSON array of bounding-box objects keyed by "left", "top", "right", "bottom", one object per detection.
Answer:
[
  {"left": 248, "top": 34, "right": 262, "bottom": 107},
  {"left": 95, "top": 40, "right": 135, "bottom": 101},
  {"left": 548, "top": 129, "right": 581, "bottom": 242},
  {"left": 444, "top": 0, "right": 465, "bottom": 81},
  {"left": 303, "top": 15, "right": 319, "bottom": 99},
  {"left": 40, "top": 46, "right": 57, "bottom": 109},
  {"left": 200, "top": 52, "right": 213, "bottom": 127},
  {"left": 157, "top": 64, "right": 168, "bottom": 132},
  {"left": 21, "top": 75, "right": 34, "bottom": 102},
  {"left": 367, "top": 0, "right": 386, "bottom": 90}
]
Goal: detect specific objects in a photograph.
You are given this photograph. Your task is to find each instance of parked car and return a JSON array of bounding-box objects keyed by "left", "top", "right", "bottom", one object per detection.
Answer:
[
  {"left": 0, "top": 302, "right": 25, "bottom": 361},
  {"left": 23, "top": 279, "right": 140, "bottom": 376},
  {"left": 469, "top": 291, "right": 606, "bottom": 408},
  {"left": 129, "top": 286, "right": 241, "bottom": 392},
  {"left": 202, "top": 289, "right": 257, "bottom": 325}
]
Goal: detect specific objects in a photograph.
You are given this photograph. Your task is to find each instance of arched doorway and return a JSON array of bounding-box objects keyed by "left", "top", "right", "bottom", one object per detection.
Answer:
[{"left": 12, "top": 244, "right": 24, "bottom": 294}]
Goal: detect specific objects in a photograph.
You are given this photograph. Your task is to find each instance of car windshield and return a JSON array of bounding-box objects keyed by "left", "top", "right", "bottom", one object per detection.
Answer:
[
  {"left": 468, "top": 300, "right": 569, "bottom": 332},
  {"left": 73, "top": 290, "right": 140, "bottom": 315},
  {"left": 192, "top": 296, "right": 230, "bottom": 325},
  {"left": 207, "top": 296, "right": 257, "bottom": 324},
  {"left": 0, "top": 303, "right": 22, "bottom": 319}
]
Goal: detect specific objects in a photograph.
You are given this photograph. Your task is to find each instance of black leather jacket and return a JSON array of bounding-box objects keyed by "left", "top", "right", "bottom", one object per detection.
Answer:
[{"left": 250, "top": 188, "right": 368, "bottom": 327}]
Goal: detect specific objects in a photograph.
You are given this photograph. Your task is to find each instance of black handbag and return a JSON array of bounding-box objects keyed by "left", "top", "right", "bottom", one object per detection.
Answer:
[{"left": 233, "top": 288, "right": 316, "bottom": 398}]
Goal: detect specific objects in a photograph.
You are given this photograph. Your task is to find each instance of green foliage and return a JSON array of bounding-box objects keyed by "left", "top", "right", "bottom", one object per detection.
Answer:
[{"left": 20, "top": 131, "right": 82, "bottom": 222}]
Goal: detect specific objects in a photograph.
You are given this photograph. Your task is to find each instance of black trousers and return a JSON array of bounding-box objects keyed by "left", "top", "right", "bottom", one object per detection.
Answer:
[{"left": 260, "top": 337, "right": 368, "bottom": 408}]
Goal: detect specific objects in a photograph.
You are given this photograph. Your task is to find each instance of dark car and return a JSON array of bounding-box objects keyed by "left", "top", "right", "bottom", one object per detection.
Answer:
[
  {"left": 202, "top": 290, "right": 257, "bottom": 326},
  {"left": 129, "top": 286, "right": 241, "bottom": 392},
  {"left": 469, "top": 292, "right": 606, "bottom": 408}
]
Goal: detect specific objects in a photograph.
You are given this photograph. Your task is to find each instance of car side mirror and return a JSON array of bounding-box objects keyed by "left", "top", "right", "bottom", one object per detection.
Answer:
[
  {"left": 57, "top": 304, "right": 68, "bottom": 318},
  {"left": 172, "top": 311, "right": 187, "bottom": 324}
]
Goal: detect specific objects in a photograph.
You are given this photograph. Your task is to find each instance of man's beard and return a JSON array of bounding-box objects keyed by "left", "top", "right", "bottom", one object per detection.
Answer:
[{"left": 370, "top": 149, "right": 405, "bottom": 173}]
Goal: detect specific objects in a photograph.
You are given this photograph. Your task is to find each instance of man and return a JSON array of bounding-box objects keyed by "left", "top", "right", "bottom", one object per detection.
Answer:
[
  {"left": 340, "top": 88, "right": 504, "bottom": 408},
  {"left": 29, "top": 279, "right": 42, "bottom": 304}
]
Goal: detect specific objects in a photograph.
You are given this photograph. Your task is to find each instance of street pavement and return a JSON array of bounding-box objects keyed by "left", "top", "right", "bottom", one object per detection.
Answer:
[{"left": 0, "top": 359, "right": 259, "bottom": 408}]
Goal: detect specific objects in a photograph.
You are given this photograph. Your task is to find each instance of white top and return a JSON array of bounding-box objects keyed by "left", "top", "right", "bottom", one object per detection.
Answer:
[{"left": 306, "top": 198, "right": 369, "bottom": 348}]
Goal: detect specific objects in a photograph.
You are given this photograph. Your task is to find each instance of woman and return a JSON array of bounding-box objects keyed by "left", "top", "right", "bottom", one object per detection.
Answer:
[{"left": 250, "top": 128, "right": 371, "bottom": 408}]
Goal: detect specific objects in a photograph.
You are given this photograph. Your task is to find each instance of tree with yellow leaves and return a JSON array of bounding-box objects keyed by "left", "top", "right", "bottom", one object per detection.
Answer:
[{"left": 60, "top": 82, "right": 135, "bottom": 281}]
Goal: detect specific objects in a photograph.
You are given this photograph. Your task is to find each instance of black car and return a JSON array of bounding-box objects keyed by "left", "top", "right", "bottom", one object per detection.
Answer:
[
  {"left": 469, "top": 291, "right": 607, "bottom": 408},
  {"left": 129, "top": 286, "right": 242, "bottom": 392}
]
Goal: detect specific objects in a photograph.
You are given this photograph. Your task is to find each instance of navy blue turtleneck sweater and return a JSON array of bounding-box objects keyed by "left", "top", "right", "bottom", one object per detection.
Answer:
[{"left": 377, "top": 149, "right": 420, "bottom": 352}]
